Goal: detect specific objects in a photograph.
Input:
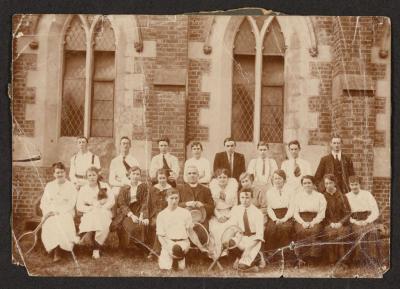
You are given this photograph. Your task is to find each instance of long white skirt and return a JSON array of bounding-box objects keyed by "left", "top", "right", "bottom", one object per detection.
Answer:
[
  {"left": 41, "top": 213, "right": 77, "bottom": 252},
  {"left": 209, "top": 216, "right": 231, "bottom": 258},
  {"left": 79, "top": 208, "right": 112, "bottom": 245}
]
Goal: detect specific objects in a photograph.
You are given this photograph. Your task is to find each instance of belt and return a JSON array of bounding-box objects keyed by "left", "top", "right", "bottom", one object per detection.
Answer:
[
  {"left": 171, "top": 238, "right": 187, "bottom": 242},
  {"left": 75, "top": 174, "right": 85, "bottom": 179},
  {"left": 351, "top": 211, "right": 371, "bottom": 221},
  {"left": 243, "top": 232, "right": 256, "bottom": 237}
]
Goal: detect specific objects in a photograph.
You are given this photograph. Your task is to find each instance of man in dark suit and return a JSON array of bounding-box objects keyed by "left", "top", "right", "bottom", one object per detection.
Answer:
[
  {"left": 177, "top": 165, "right": 215, "bottom": 227},
  {"left": 213, "top": 137, "right": 246, "bottom": 181},
  {"left": 314, "top": 135, "right": 355, "bottom": 194}
]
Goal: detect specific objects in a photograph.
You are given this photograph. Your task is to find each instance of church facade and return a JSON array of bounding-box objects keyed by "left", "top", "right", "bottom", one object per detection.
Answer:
[{"left": 12, "top": 14, "right": 391, "bottom": 225}]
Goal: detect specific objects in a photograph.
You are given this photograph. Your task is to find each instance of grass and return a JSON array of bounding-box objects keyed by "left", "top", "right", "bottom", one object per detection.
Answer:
[{"left": 13, "top": 239, "right": 388, "bottom": 278}]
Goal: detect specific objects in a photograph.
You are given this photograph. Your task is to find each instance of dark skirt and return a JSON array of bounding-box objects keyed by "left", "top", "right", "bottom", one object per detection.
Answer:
[
  {"left": 264, "top": 208, "right": 293, "bottom": 251},
  {"left": 118, "top": 217, "right": 146, "bottom": 249},
  {"left": 349, "top": 211, "right": 380, "bottom": 264},
  {"left": 294, "top": 212, "right": 322, "bottom": 258},
  {"left": 322, "top": 225, "right": 350, "bottom": 264}
]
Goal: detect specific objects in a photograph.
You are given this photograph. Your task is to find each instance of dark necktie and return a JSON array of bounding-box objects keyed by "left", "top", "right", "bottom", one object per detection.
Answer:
[
  {"left": 229, "top": 153, "right": 233, "bottom": 174},
  {"left": 243, "top": 208, "right": 252, "bottom": 236},
  {"left": 122, "top": 156, "right": 131, "bottom": 173},
  {"left": 162, "top": 154, "right": 170, "bottom": 170},
  {"left": 262, "top": 158, "right": 266, "bottom": 176}
]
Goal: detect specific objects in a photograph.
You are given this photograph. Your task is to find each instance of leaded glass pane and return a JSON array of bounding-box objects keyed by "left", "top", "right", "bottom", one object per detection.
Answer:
[
  {"left": 260, "top": 79, "right": 284, "bottom": 143},
  {"left": 61, "top": 51, "right": 85, "bottom": 136},
  {"left": 64, "top": 16, "right": 86, "bottom": 51},
  {"left": 263, "top": 18, "right": 285, "bottom": 55},
  {"left": 233, "top": 19, "right": 256, "bottom": 55},
  {"left": 231, "top": 55, "right": 255, "bottom": 142},
  {"left": 93, "top": 17, "right": 116, "bottom": 51},
  {"left": 90, "top": 51, "right": 115, "bottom": 137}
]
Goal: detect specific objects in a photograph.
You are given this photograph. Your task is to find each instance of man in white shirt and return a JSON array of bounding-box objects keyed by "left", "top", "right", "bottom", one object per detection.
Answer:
[
  {"left": 149, "top": 137, "right": 180, "bottom": 187},
  {"left": 69, "top": 136, "right": 101, "bottom": 190},
  {"left": 183, "top": 142, "right": 211, "bottom": 185},
  {"left": 281, "top": 140, "right": 311, "bottom": 193},
  {"left": 225, "top": 189, "right": 264, "bottom": 271},
  {"left": 109, "top": 136, "right": 140, "bottom": 197},
  {"left": 247, "top": 141, "right": 278, "bottom": 190},
  {"left": 157, "top": 188, "right": 193, "bottom": 270},
  {"left": 346, "top": 175, "right": 380, "bottom": 264}
]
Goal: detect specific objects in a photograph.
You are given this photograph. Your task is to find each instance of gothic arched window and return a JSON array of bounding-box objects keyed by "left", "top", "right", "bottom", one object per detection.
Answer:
[
  {"left": 231, "top": 17, "right": 285, "bottom": 143},
  {"left": 60, "top": 15, "right": 116, "bottom": 138}
]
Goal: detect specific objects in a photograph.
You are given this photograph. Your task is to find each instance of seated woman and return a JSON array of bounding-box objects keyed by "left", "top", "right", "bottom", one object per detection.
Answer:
[
  {"left": 208, "top": 168, "right": 238, "bottom": 258},
  {"left": 76, "top": 166, "right": 115, "bottom": 259},
  {"left": 265, "top": 170, "right": 295, "bottom": 252},
  {"left": 345, "top": 175, "right": 380, "bottom": 265},
  {"left": 321, "top": 174, "right": 351, "bottom": 266},
  {"left": 147, "top": 168, "right": 172, "bottom": 259},
  {"left": 39, "top": 162, "right": 78, "bottom": 262},
  {"left": 292, "top": 175, "right": 327, "bottom": 265},
  {"left": 239, "top": 172, "right": 268, "bottom": 223},
  {"left": 111, "top": 166, "right": 149, "bottom": 249}
]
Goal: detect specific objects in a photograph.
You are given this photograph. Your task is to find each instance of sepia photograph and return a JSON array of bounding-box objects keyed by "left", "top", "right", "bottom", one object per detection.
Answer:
[{"left": 11, "top": 11, "right": 391, "bottom": 278}]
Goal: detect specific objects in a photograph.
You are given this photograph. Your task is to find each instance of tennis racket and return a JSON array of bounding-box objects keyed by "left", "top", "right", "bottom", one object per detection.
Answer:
[
  {"left": 207, "top": 225, "right": 243, "bottom": 271},
  {"left": 189, "top": 222, "right": 210, "bottom": 252},
  {"left": 17, "top": 212, "right": 52, "bottom": 257}
]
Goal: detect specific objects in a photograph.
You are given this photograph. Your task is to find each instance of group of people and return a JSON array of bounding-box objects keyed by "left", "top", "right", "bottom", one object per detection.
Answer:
[{"left": 37, "top": 134, "right": 381, "bottom": 272}]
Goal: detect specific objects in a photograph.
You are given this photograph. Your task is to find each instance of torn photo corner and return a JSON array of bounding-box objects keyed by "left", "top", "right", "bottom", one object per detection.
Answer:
[{"left": 11, "top": 11, "right": 390, "bottom": 277}]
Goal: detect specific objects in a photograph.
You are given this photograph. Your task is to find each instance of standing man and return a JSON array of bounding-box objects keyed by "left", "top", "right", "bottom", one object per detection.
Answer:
[
  {"left": 149, "top": 137, "right": 180, "bottom": 187},
  {"left": 183, "top": 141, "right": 211, "bottom": 185},
  {"left": 314, "top": 135, "right": 355, "bottom": 194},
  {"left": 247, "top": 141, "right": 278, "bottom": 189},
  {"left": 109, "top": 136, "right": 140, "bottom": 197},
  {"left": 69, "top": 136, "right": 101, "bottom": 190},
  {"left": 213, "top": 137, "right": 246, "bottom": 182},
  {"left": 281, "top": 140, "right": 311, "bottom": 193}
]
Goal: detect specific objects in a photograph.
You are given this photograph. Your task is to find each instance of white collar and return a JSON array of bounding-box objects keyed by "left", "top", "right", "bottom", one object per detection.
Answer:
[
  {"left": 331, "top": 151, "right": 342, "bottom": 159},
  {"left": 154, "top": 183, "right": 172, "bottom": 191}
]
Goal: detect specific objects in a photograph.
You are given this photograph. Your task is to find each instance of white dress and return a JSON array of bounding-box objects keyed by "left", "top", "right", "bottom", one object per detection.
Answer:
[
  {"left": 76, "top": 182, "right": 115, "bottom": 245},
  {"left": 208, "top": 178, "right": 238, "bottom": 257},
  {"left": 40, "top": 179, "right": 78, "bottom": 252}
]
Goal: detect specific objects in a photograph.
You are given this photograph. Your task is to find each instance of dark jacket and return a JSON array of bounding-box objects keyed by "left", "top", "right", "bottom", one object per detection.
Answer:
[
  {"left": 111, "top": 183, "right": 148, "bottom": 231},
  {"left": 322, "top": 190, "right": 351, "bottom": 226},
  {"left": 177, "top": 183, "right": 214, "bottom": 220},
  {"left": 213, "top": 151, "right": 246, "bottom": 181},
  {"left": 147, "top": 185, "right": 169, "bottom": 226},
  {"left": 314, "top": 153, "right": 355, "bottom": 194}
]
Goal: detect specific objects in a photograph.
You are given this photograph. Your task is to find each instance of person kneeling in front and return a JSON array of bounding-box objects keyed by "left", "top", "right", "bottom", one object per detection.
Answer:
[
  {"left": 224, "top": 189, "right": 264, "bottom": 271},
  {"left": 156, "top": 188, "right": 193, "bottom": 270}
]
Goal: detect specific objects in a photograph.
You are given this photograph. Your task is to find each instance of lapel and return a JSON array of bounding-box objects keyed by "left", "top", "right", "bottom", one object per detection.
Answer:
[{"left": 327, "top": 154, "right": 335, "bottom": 173}]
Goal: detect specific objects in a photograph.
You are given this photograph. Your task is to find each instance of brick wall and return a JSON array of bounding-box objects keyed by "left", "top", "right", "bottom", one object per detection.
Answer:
[
  {"left": 373, "top": 177, "right": 391, "bottom": 226},
  {"left": 308, "top": 62, "right": 333, "bottom": 145},
  {"left": 187, "top": 59, "right": 210, "bottom": 143},
  {"left": 12, "top": 166, "right": 53, "bottom": 220}
]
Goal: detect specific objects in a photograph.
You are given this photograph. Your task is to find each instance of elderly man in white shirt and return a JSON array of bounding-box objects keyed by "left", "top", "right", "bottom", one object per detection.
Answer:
[
  {"left": 109, "top": 136, "right": 139, "bottom": 197},
  {"left": 149, "top": 137, "right": 180, "bottom": 187},
  {"left": 183, "top": 141, "right": 211, "bottom": 185},
  {"left": 281, "top": 140, "right": 311, "bottom": 193},
  {"left": 247, "top": 141, "right": 278, "bottom": 191},
  {"left": 225, "top": 189, "right": 265, "bottom": 271},
  {"left": 346, "top": 175, "right": 380, "bottom": 264},
  {"left": 69, "top": 136, "right": 101, "bottom": 190}
]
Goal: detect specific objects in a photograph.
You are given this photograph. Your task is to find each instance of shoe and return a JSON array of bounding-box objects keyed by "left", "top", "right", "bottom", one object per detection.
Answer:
[
  {"left": 53, "top": 248, "right": 61, "bottom": 263},
  {"left": 258, "top": 252, "right": 266, "bottom": 268},
  {"left": 147, "top": 253, "right": 155, "bottom": 261},
  {"left": 92, "top": 249, "right": 100, "bottom": 259},
  {"left": 238, "top": 263, "right": 250, "bottom": 270},
  {"left": 233, "top": 258, "right": 239, "bottom": 270}
]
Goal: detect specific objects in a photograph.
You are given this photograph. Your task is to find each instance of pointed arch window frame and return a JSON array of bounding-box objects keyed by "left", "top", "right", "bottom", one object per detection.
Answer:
[
  {"left": 59, "top": 15, "right": 117, "bottom": 138},
  {"left": 231, "top": 15, "right": 286, "bottom": 144}
]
